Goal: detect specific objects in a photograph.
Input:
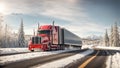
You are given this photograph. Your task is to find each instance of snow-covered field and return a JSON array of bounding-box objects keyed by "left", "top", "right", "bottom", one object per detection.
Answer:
[
  {"left": 32, "top": 49, "right": 94, "bottom": 68},
  {"left": 106, "top": 52, "right": 120, "bottom": 68},
  {"left": 0, "top": 49, "right": 80, "bottom": 65},
  {"left": 0, "top": 48, "right": 30, "bottom": 55}
]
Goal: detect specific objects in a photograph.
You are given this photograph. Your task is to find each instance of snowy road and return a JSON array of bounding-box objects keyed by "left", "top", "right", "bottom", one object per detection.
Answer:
[
  {"left": 0, "top": 49, "right": 81, "bottom": 65},
  {"left": 64, "top": 49, "right": 120, "bottom": 68},
  {"left": 0, "top": 49, "right": 90, "bottom": 68},
  {"left": 32, "top": 49, "right": 94, "bottom": 68},
  {"left": 0, "top": 47, "right": 120, "bottom": 68}
]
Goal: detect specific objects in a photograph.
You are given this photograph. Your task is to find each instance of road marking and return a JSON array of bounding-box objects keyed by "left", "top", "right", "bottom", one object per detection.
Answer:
[{"left": 79, "top": 51, "right": 99, "bottom": 68}]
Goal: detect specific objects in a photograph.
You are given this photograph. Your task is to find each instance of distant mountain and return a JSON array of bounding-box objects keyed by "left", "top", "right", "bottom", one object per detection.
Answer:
[{"left": 83, "top": 35, "right": 102, "bottom": 40}]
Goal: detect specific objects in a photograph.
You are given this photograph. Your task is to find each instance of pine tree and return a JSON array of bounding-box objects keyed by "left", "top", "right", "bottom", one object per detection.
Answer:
[
  {"left": 110, "top": 26, "right": 114, "bottom": 47},
  {"left": 104, "top": 29, "right": 109, "bottom": 46},
  {"left": 113, "top": 22, "right": 119, "bottom": 47},
  {"left": 18, "top": 19, "right": 25, "bottom": 47}
]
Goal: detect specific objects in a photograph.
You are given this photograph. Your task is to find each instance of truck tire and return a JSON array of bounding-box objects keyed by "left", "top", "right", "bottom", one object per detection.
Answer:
[{"left": 31, "top": 50, "right": 34, "bottom": 52}]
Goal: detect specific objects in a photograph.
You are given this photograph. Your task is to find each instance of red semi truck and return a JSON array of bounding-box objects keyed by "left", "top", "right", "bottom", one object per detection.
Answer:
[{"left": 28, "top": 22, "right": 82, "bottom": 51}]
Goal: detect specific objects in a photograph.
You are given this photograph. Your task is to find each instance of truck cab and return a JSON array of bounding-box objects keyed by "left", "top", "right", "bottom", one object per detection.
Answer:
[{"left": 28, "top": 25, "right": 59, "bottom": 51}]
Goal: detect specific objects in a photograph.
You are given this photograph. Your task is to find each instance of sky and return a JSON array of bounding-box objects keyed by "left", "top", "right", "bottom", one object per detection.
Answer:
[{"left": 0, "top": 0, "right": 120, "bottom": 38}]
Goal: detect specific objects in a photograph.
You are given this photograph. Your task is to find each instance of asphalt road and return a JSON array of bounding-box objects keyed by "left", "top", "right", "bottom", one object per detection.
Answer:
[{"left": 65, "top": 49, "right": 119, "bottom": 68}]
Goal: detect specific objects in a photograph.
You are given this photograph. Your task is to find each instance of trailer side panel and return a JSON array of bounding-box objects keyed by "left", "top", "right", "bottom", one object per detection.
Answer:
[{"left": 62, "top": 28, "right": 82, "bottom": 46}]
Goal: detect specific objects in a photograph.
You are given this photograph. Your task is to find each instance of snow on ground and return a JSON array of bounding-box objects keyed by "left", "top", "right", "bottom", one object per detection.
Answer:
[
  {"left": 0, "top": 48, "right": 30, "bottom": 55},
  {"left": 106, "top": 52, "right": 120, "bottom": 68},
  {"left": 0, "top": 49, "right": 79, "bottom": 65},
  {"left": 94, "top": 46, "right": 120, "bottom": 50},
  {"left": 82, "top": 45, "right": 120, "bottom": 50},
  {"left": 32, "top": 49, "right": 94, "bottom": 68},
  {"left": 81, "top": 45, "right": 94, "bottom": 49}
]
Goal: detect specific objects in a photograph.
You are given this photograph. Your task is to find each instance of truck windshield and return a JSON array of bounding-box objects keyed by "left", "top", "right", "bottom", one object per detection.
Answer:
[{"left": 38, "top": 30, "right": 50, "bottom": 34}]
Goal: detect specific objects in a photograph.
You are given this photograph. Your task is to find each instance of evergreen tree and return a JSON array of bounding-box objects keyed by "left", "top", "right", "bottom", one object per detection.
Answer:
[
  {"left": 104, "top": 29, "right": 109, "bottom": 46},
  {"left": 113, "top": 22, "right": 119, "bottom": 47},
  {"left": 110, "top": 26, "right": 114, "bottom": 47},
  {"left": 18, "top": 19, "right": 25, "bottom": 47}
]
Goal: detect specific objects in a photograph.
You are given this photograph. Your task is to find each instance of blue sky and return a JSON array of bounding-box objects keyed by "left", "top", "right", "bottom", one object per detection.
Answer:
[{"left": 0, "top": 0, "right": 120, "bottom": 37}]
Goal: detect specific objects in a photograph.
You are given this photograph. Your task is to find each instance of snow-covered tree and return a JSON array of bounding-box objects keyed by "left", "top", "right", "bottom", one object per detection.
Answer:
[
  {"left": 113, "top": 22, "right": 119, "bottom": 47},
  {"left": 6, "top": 24, "right": 13, "bottom": 47},
  {"left": 18, "top": 19, "right": 25, "bottom": 47},
  {"left": 104, "top": 29, "right": 109, "bottom": 46},
  {"left": 1, "top": 24, "right": 14, "bottom": 48},
  {"left": 110, "top": 26, "right": 114, "bottom": 47},
  {"left": 0, "top": 15, "right": 4, "bottom": 47},
  {"left": 4, "top": 24, "right": 8, "bottom": 47},
  {"left": 0, "top": 15, "right": 27, "bottom": 48}
]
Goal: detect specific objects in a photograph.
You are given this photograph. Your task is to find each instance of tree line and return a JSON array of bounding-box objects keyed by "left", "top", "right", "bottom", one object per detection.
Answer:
[
  {"left": 0, "top": 15, "right": 26, "bottom": 48},
  {"left": 104, "top": 23, "right": 120, "bottom": 47}
]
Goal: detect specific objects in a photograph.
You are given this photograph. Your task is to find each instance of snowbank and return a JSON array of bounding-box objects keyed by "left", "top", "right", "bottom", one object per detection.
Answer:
[
  {"left": 106, "top": 52, "right": 120, "bottom": 68},
  {"left": 0, "top": 49, "right": 79, "bottom": 65},
  {"left": 33, "top": 49, "right": 94, "bottom": 68},
  {"left": 0, "top": 48, "right": 30, "bottom": 55},
  {"left": 81, "top": 45, "right": 94, "bottom": 49},
  {"left": 94, "top": 46, "right": 120, "bottom": 50},
  {"left": 81, "top": 45, "right": 120, "bottom": 50},
  {"left": 82, "top": 45, "right": 120, "bottom": 50}
]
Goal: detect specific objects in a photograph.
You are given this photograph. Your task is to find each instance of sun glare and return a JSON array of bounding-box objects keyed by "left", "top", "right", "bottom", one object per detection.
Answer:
[{"left": 0, "top": 3, "right": 6, "bottom": 14}]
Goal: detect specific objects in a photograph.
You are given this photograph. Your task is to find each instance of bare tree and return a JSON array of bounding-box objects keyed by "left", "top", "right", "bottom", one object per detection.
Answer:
[{"left": 0, "top": 15, "right": 3, "bottom": 47}]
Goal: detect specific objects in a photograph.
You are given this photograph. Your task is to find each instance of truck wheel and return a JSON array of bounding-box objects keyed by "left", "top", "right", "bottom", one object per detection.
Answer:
[{"left": 31, "top": 50, "right": 34, "bottom": 52}]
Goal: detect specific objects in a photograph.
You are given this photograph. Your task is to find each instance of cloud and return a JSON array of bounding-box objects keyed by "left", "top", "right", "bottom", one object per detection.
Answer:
[
  {"left": 61, "top": 22, "right": 108, "bottom": 37},
  {"left": 1, "top": 0, "right": 88, "bottom": 22},
  {"left": 1, "top": 0, "right": 112, "bottom": 37}
]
